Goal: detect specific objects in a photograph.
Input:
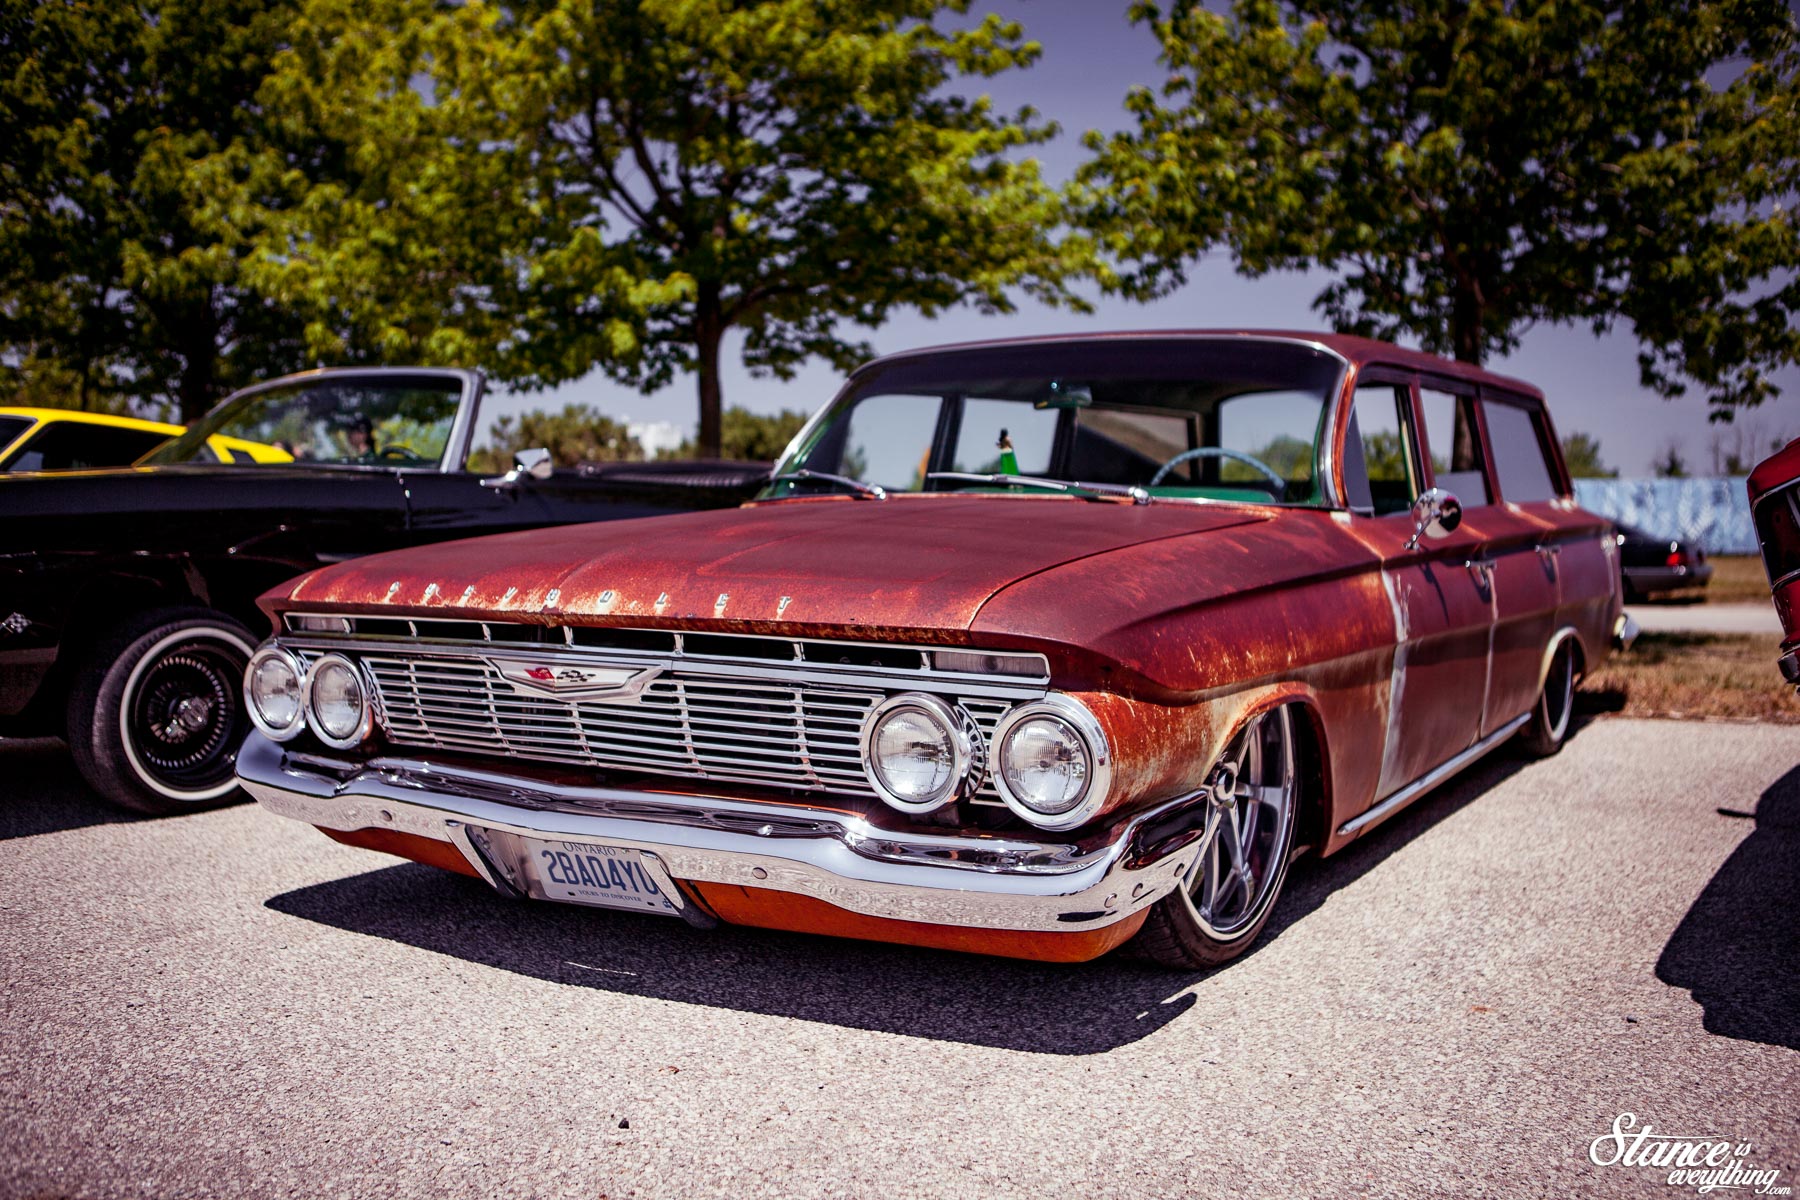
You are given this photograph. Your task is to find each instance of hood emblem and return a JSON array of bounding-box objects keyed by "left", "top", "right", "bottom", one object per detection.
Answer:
[{"left": 491, "top": 659, "right": 662, "bottom": 703}]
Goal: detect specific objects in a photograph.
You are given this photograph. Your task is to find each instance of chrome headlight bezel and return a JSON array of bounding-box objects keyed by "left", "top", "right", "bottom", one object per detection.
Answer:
[
  {"left": 302, "top": 651, "right": 376, "bottom": 750},
  {"left": 859, "top": 692, "right": 977, "bottom": 814},
  {"left": 243, "top": 645, "right": 308, "bottom": 742},
  {"left": 990, "top": 694, "right": 1112, "bottom": 831}
]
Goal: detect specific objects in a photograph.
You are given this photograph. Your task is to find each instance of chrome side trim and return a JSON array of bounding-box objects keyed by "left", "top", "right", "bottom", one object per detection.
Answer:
[
  {"left": 238, "top": 735, "right": 1210, "bottom": 933},
  {"left": 1335, "top": 712, "right": 1531, "bottom": 838}
]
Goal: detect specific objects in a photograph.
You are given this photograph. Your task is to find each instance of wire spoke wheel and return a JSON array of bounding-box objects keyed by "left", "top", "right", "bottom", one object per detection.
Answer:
[
  {"left": 123, "top": 635, "right": 249, "bottom": 795},
  {"left": 1180, "top": 705, "right": 1298, "bottom": 942}
]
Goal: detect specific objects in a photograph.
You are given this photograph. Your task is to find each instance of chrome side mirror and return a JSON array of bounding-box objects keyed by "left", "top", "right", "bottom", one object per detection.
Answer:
[
  {"left": 1404, "top": 487, "right": 1462, "bottom": 550},
  {"left": 481, "top": 446, "right": 554, "bottom": 491}
]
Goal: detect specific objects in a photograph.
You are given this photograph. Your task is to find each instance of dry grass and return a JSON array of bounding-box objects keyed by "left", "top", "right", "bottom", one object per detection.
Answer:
[
  {"left": 1579, "top": 632, "right": 1799, "bottom": 723},
  {"left": 1700, "top": 555, "right": 1774, "bottom": 604}
]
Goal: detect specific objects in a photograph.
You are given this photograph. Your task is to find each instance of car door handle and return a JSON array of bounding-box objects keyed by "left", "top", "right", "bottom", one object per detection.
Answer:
[{"left": 1464, "top": 559, "right": 1494, "bottom": 586}]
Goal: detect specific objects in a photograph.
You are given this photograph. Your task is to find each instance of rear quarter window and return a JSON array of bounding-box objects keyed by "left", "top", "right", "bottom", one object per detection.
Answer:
[{"left": 1482, "top": 399, "right": 1559, "bottom": 504}]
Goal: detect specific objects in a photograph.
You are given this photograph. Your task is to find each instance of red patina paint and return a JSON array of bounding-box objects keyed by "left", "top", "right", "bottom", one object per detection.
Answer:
[{"left": 260, "top": 330, "right": 1625, "bottom": 959}]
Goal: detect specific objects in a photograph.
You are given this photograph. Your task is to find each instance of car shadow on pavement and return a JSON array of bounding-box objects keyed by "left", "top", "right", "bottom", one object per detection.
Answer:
[
  {"left": 1656, "top": 765, "right": 1800, "bottom": 1051},
  {"left": 0, "top": 738, "right": 145, "bottom": 840},
  {"left": 263, "top": 731, "right": 1544, "bottom": 1055}
]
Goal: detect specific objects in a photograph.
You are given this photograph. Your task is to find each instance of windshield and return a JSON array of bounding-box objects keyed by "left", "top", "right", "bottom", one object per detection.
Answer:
[
  {"left": 766, "top": 339, "right": 1345, "bottom": 505},
  {"left": 141, "top": 373, "right": 466, "bottom": 467}
]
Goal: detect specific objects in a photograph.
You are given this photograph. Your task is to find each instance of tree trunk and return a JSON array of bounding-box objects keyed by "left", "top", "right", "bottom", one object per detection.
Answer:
[
  {"left": 694, "top": 281, "right": 724, "bottom": 459},
  {"left": 177, "top": 295, "right": 220, "bottom": 422},
  {"left": 1450, "top": 280, "right": 1487, "bottom": 365}
]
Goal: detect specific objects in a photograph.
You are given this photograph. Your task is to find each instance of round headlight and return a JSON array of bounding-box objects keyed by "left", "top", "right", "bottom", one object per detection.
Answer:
[
  {"left": 304, "top": 652, "right": 373, "bottom": 749},
  {"left": 992, "top": 696, "right": 1111, "bottom": 830},
  {"left": 860, "top": 693, "right": 975, "bottom": 813},
  {"left": 244, "top": 646, "right": 306, "bottom": 741}
]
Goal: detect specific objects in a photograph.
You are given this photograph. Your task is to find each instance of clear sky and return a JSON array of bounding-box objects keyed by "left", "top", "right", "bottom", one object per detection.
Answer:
[{"left": 484, "top": 0, "right": 1800, "bottom": 477}]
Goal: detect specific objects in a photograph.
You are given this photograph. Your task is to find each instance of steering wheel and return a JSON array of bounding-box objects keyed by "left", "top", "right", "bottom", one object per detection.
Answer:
[
  {"left": 375, "top": 445, "right": 428, "bottom": 465},
  {"left": 1148, "top": 446, "right": 1287, "bottom": 498}
]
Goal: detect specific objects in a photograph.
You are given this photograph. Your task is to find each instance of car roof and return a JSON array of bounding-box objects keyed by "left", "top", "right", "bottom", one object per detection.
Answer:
[{"left": 857, "top": 330, "right": 1545, "bottom": 401}]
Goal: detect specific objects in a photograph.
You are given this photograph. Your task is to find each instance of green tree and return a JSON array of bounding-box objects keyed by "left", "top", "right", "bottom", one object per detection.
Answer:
[
  {"left": 0, "top": 0, "right": 319, "bottom": 418},
  {"left": 661, "top": 406, "right": 812, "bottom": 461},
  {"left": 1078, "top": 0, "right": 1800, "bottom": 414},
  {"left": 1654, "top": 441, "right": 1690, "bottom": 478},
  {"left": 1560, "top": 432, "right": 1617, "bottom": 478},
  {"left": 265, "top": 0, "right": 1082, "bottom": 458},
  {"left": 469, "top": 404, "right": 643, "bottom": 474}
]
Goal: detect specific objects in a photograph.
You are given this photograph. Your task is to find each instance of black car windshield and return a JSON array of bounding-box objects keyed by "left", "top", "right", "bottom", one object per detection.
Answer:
[
  {"left": 140, "top": 374, "right": 465, "bottom": 467},
  {"left": 765, "top": 338, "right": 1345, "bottom": 506}
]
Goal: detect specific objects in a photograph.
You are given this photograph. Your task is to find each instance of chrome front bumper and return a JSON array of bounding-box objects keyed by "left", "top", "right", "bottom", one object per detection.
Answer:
[
  {"left": 1613, "top": 612, "right": 1640, "bottom": 651},
  {"left": 237, "top": 734, "right": 1208, "bottom": 933}
]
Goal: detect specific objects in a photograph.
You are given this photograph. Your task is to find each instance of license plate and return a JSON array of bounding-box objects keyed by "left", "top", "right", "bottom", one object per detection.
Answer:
[{"left": 524, "top": 839, "right": 679, "bottom": 916}]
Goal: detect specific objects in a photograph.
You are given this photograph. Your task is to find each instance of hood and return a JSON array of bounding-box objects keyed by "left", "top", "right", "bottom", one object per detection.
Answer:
[{"left": 277, "top": 495, "right": 1267, "bottom": 633}]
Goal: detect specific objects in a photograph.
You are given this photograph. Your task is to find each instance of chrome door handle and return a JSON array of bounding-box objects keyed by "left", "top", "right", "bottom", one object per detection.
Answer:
[{"left": 1464, "top": 559, "right": 1494, "bottom": 586}]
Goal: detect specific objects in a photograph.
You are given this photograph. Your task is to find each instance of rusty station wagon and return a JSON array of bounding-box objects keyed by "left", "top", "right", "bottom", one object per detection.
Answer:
[{"left": 238, "top": 332, "right": 1633, "bottom": 968}]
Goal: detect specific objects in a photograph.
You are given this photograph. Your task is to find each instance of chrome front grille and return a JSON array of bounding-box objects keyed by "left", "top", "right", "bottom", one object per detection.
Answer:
[{"left": 295, "top": 638, "right": 1030, "bottom": 804}]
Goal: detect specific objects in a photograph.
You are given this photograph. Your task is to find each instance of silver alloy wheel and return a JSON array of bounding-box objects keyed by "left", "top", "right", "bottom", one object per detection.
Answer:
[{"left": 1180, "top": 705, "right": 1297, "bottom": 941}]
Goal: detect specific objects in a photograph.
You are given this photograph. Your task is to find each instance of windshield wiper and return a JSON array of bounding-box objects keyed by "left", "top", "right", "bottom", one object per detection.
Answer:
[
  {"left": 768, "top": 469, "right": 887, "bottom": 501},
  {"left": 925, "top": 472, "right": 1150, "bottom": 506}
]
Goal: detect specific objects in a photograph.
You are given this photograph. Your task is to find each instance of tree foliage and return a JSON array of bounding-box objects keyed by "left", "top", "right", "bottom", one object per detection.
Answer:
[
  {"left": 1654, "top": 441, "right": 1690, "bottom": 478},
  {"left": 261, "top": 0, "right": 1083, "bottom": 457},
  {"left": 660, "top": 406, "right": 812, "bottom": 461},
  {"left": 469, "top": 404, "right": 642, "bottom": 474},
  {"left": 1560, "top": 432, "right": 1616, "bottom": 478},
  {"left": 1078, "top": 0, "right": 1800, "bottom": 415},
  {"left": 0, "top": 0, "right": 321, "bottom": 418}
]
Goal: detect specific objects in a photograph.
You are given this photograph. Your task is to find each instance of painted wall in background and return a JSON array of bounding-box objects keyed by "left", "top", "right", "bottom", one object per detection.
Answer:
[{"left": 1573, "top": 478, "right": 1754, "bottom": 554}]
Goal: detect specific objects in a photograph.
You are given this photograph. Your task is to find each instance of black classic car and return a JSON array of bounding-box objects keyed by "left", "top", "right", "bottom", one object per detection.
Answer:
[
  {"left": 0, "top": 367, "right": 765, "bottom": 814},
  {"left": 1614, "top": 521, "right": 1713, "bottom": 602}
]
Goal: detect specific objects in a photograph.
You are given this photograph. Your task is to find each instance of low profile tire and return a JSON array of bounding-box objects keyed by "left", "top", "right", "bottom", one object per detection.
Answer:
[
  {"left": 1128, "top": 705, "right": 1301, "bottom": 970},
  {"left": 1517, "top": 637, "right": 1577, "bottom": 759},
  {"left": 65, "top": 607, "right": 257, "bottom": 815}
]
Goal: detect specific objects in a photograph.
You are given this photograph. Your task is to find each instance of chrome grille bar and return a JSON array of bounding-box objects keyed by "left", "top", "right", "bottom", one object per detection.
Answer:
[{"left": 296, "top": 643, "right": 1031, "bottom": 805}]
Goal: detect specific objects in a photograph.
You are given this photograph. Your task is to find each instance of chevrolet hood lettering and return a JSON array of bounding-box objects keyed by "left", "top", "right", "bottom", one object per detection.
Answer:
[
  {"left": 491, "top": 659, "right": 662, "bottom": 702},
  {"left": 284, "top": 499, "right": 1267, "bottom": 632}
]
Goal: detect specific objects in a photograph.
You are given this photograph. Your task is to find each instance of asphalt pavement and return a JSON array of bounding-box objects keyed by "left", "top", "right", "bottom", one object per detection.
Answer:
[
  {"left": 1626, "top": 601, "right": 1784, "bottom": 636},
  {"left": 2, "top": 718, "right": 1796, "bottom": 1199}
]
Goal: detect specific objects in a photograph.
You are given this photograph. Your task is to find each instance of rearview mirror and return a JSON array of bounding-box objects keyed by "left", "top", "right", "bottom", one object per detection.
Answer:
[
  {"left": 1405, "top": 487, "right": 1462, "bottom": 550},
  {"left": 480, "top": 446, "right": 554, "bottom": 491}
]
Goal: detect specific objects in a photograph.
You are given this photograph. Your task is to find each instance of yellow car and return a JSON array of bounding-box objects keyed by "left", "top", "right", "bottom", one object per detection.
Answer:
[{"left": 0, "top": 407, "right": 292, "bottom": 473}]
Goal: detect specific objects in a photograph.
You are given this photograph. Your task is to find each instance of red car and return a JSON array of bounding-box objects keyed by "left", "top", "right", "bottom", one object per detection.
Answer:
[
  {"left": 237, "top": 332, "right": 1632, "bottom": 968},
  {"left": 1749, "top": 438, "right": 1800, "bottom": 686}
]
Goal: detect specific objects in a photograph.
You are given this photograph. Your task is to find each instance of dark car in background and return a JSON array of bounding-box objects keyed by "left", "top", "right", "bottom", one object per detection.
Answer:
[
  {"left": 0, "top": 367, "right": 765, "bottom": 814},
  {"left": 1613, "top": 521, "right": 1713, "bottom": 602}
]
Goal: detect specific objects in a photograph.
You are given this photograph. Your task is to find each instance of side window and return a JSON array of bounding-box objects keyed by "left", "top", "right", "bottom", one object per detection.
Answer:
[
  {"left": 5, "top": 422, "right": 173, "bottom": 472},
  {"left": 951, "top": 397, "right": 1056, "bottom": 475},
  {"left": 1418, "top": 386, "right": 1491, "bottom": 506},
  {"left": 1482, "top": 398, "right": 1558, "bottom": 503},
  {"left": 1342, "top": 382, "right": 1418, "bottom": 515}
]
